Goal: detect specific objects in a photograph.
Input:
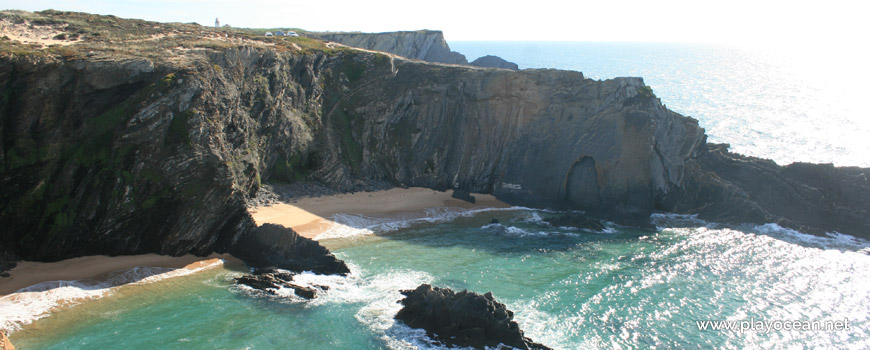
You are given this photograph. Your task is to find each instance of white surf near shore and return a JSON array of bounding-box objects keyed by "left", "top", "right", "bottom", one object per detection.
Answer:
[{"left": 0, "top": 258, "right": 226, "bottom": 333}]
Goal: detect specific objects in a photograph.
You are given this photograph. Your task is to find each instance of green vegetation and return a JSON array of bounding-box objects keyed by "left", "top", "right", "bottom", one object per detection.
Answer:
[
  {"left": 339, "top": 56, "right": 365, "bottom": 83},
  {"left": 161, "top": 73, "right": 176, "bottom": 87},
  {"left": 623, "top": 85, "right": 657, "bottom": 107},
  {"left": 0, "top": 10, "right": 346, "bottom": 59},
  {"left": 271, "top": 151, "right": 311, "bottom": 182},
  {"left": 167, "top": 109, "right": 195, "bottom": 146},
  {"left": 637, "top": 85, "right": 654, "bottom": 99}
]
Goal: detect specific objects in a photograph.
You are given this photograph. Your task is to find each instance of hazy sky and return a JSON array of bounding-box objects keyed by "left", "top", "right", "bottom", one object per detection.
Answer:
[{"left": 4, "top": 0, "right": 868, "bottom": 48}]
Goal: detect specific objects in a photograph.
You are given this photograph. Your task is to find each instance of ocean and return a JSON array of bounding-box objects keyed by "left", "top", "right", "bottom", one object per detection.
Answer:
[
  {"left": 452, "top": 42, "right": 870, "bottom": 168},
  {"left": 5, "top": 43, "right": 870, "bottom": 349}
]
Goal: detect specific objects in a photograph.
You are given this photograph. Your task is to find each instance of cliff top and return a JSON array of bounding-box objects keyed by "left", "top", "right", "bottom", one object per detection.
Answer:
[{"left": 0, "top": 9, "right": 348, "bottom": 61}]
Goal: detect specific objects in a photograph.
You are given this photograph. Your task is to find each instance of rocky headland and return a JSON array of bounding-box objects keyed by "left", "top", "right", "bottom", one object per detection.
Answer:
[
  {"left": 1, "top": 10, "right": 868, "bottom": 275},
  {"left": 310, "top": 30, "right": 519, "bottom": 69}
]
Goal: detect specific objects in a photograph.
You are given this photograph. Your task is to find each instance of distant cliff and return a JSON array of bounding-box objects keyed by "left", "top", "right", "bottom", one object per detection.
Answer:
[
  {"left": 1, "top": 10, "right": 868, "bottom": 269},
  {"left": 310, "top": 30, "right": 518, "bottom": 70},
  {"left": 311, "top": 30, "right": 468, "bottom": 65}
]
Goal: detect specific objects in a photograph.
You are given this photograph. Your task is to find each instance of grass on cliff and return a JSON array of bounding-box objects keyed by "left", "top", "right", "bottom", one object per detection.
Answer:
[{"left": 0, "top": 10, "right": 351, "bottom": 60}]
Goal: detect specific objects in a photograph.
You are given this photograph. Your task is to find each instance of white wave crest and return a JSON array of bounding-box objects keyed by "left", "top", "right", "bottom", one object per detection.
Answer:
[
  {"left": 750, "top": 223, "right": 870, "bottom": 251},
  {"left": 0, "top": 259, "right": 224, "bottom": 333},
  {"left": 314, "top": 206, "right": 534, "bottom": 240}
]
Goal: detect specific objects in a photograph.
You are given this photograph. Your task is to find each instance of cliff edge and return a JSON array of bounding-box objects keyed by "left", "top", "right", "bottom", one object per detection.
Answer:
[
  {"left": 312, "top": 30, "right": 469, "bottom": 65},
  {"left": 310, "top": 30, "right": 519, "bottom": 70}
]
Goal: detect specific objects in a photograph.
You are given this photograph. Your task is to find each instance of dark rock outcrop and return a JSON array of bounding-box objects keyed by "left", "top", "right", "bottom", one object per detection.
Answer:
[
  {"left": 230, "top": 224, "right": 349, "bottom": 275},
  {"left": 544, "top": 213, "right": 606, "bottom": 231},
  {"left": 657, "top": 144, "right": 870, "bottom": 236},
  {"left": 311, "top": 30, "right": 469, "bottom": 65},
  {"left": 395, "top": 284, "right": 551, "bottom": 350},
  {"left": 451, "top": 189, "right": 476, "bottom": 203},
  {"left": 235, "top": 269, "right": 319, "bottom": 299},
  {"left": 470, "top": 55, "right": 519, "bottom": 70},
  {"left": 0, "top": 250, "right": 20, "bottom": 276}
]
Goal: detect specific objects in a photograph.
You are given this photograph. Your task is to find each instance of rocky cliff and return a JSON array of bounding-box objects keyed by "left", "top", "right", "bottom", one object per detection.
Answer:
[
  {"left": 311, "top": 30, "right": 469, "bottom": 65},
  {"left": 1, "top": 10, "right": 868, "bottom": 270},
  {"left": 310, "top": 30, "right": 519, "bottom": 70}
]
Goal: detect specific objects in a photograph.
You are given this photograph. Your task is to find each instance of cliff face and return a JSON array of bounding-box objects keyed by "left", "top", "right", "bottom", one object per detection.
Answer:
[
  {"left": 319, "top": 62, "right": 705, "bottom": 226},
  {"left": 0, "top": 46, "right": 348, "bottom": 267},
  {"left": 1, "top": 11, "right": 868, "bottom": 267},
  {"left": 312, "top": 30, "right": 469, "bottom": 65}
]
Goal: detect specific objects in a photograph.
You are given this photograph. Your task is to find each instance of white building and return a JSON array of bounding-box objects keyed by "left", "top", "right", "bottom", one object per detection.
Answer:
[{"left": 215, "top": 18, "right": 220, "bottom": 28}]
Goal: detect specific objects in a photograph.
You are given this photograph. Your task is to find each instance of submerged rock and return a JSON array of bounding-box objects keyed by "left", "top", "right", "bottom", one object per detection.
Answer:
[
  {"left": 395, "top": 284, "right": 551, "bottom": 350},
  {"left": 235, "top": 268, "right": 321, "bottom": 299},
  {"left": 544, "top": 213, "right": 606, "bottom": 231}
]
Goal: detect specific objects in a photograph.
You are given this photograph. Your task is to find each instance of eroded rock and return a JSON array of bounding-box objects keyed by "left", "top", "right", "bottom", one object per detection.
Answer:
[{"left": 235, "top": 267, "right": 321, "bottom": 299}]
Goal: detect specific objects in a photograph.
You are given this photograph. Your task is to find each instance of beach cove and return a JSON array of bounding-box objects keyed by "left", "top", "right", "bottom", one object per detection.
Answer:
[{"left": 0, "top": 188, "right": 511, "bottom": 345}]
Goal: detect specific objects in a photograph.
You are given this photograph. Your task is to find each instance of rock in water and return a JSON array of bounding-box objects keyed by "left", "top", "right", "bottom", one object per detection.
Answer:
[
  {"left": 395, "top": 284, "right": 551, "bottom": 350},
  {"left": 544, "top": 213, "right": 606, "bottom": 231},
  {"left": 235, "top": 269, "right": 318, "bottom": 299},
  {"left": 230, "top": 224, "right": 350, "bottom": 276}
]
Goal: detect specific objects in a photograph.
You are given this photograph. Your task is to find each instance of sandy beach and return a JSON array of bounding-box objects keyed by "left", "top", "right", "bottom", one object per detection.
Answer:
[
  {"left": 0, "top": 188, "right": 507, "bottom": 296},
  {"left": 0, "top": 253, "right": 235, "bottom": 296},
  {"left": 250, "top": 187, "right": 510, "bottom": 238},
  {"left": 0, "top": 187, "right": 509, "bottom": 338}
]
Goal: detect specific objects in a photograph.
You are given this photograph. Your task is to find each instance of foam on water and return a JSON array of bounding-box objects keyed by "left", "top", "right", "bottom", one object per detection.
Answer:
[
  {"left": 0, "top": 259, "right": 225, "bottom": 333},
  {"left": 14, "top": 208, "right": 870, "bottom": 349},
  {"left": 314, "top": 206, "right": 536, "bottom": 240},
  {"left": 651, "top": 212, "right": 870, "bottom": 252}
]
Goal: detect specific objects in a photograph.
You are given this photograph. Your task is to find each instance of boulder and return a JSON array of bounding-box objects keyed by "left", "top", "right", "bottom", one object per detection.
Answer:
[
  {"left": 451, "top": 189, "right": 476, "bottom": 203},
  {"left": 230, "top": 224, "right": 350, "bottom": 276},
  {"left": 395, "top": 284, "right": 551, "bottom": 350}
]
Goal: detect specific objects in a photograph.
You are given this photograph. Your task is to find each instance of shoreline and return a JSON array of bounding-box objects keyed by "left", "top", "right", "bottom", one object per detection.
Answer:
[
  {"left": 250, "top": 187, "right": 510, "bottom": 239},
  {"left": 1, "top": 187, "right": 509, "bottom": 336},
  {"left": 0, "top": 253, "right": 236, "bottom": 334},
  {"left": 0, "top": 253, "right": 236, "bottom": 296}
]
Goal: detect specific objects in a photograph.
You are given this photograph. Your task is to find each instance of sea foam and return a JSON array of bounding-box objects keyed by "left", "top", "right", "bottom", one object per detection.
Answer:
[
  {"left": 0, "top": 259, "right": 225, "bottom": 333},
  {"left": 314, "top": 206, "right": 534, "bottom": 241}
]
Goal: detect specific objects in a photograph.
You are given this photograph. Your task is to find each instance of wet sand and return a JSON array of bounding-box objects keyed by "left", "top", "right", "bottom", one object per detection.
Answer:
[
  {"left": 249, "top": 187, "right": 510, "bottom": 238},
  {"left": 0, "top": 253, "right": 235, "bottom": 296}
]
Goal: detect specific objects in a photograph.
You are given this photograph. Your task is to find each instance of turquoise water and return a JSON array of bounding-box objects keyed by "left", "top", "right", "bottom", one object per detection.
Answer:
[
  {"left": 12, "top": 210, "right": 870, "bottom": 349},
  {"left": 452, "top": 42, "right": 870, "bottom": 167}
]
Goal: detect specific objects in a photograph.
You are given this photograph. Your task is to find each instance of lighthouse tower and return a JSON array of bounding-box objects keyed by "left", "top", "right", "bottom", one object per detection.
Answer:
[{"left": 215, "top": 18, "right": 220, "bottom": 28}]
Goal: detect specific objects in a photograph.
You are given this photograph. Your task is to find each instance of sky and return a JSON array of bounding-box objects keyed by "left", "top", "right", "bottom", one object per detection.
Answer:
[{"left": 3, "top": 0, "right": 869, "bottom": 48}]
